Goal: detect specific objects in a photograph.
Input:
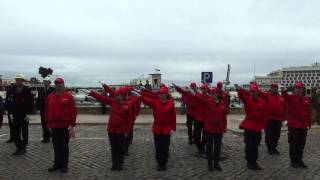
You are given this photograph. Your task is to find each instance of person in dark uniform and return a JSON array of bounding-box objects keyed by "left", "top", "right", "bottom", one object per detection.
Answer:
[
  {"left": 11, "top": 74, "right": 34, "bottom": 155},
  {"left": 0, "top": 96, "right": 4, "bottom": 128},
  {"left": 5, "top": 81, "right": 15, "bottom": 143},
  {"left": 37, "top": 76, "right": 55, "bottom": 143}
]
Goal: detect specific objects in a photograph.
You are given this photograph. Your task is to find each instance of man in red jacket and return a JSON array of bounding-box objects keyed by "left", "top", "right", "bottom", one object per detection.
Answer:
[
  {"left": 89, "top": 86, "right": 134, "bottom": 171},
  {"left": 140, "top": 86, "right": 176, "bottom": 171},
  {"left": 236, "top": 83, "right": 267, "bottom": 170},
  {"left": 281, "top": 82, "right": 311, "bottom": 168},
  {"left": 262, "top": 83, "right": 286, "bottom": 155},
  {"left": 195, "top": 88, "right": 227, "bottom": 171},
  {"left": 46, "top": 78, "right": 77, "bottom": 173},
  {"left": 173, "top": 82, "right": 198, "bottom": 144}
]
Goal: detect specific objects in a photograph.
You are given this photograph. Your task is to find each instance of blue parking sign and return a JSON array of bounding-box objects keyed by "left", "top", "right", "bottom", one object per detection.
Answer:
[{"left": 201, "top": 72, "right": 213, "bottom": 84}]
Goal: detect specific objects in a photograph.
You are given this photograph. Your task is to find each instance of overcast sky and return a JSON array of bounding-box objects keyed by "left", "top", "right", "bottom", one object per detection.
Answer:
[{"left": 0, "top": 0, "right": 319, "bottom": 87}]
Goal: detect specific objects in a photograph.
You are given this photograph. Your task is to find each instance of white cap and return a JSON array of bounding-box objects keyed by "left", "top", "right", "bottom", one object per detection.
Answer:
[{"left": 15, "top": 74, "right": 25, "bottom": 80}]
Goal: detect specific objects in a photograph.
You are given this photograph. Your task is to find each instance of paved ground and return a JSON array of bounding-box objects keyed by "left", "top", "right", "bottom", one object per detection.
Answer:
[{"left": 0, "top": 124, "right": 320, "bottom": 180}]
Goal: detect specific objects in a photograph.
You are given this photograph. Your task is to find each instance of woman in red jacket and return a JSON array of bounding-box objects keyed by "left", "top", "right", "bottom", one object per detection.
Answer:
[
  {"left": 45, "top": 78, "right": 77, "bottom": 173},
  {"left": 139, "top": 86, "right": 176, "bottom": 171},
  {"left": 195, "top": 89, "right": 227, "bottom": 171},
  {"left": 173, "top": 82, "right": 198, "bottom": 145},
  {"left": 236, "top": 83, "right": 267, "bottom": 171},
  {"left": 281, "top": 82, "right": 311, "bottom": 168},
  {"left": 89, "top": 87, "right": 134, "bottom": 171},
  {"left": 260, "top": 83, "right": 286, "bottom": 155}
]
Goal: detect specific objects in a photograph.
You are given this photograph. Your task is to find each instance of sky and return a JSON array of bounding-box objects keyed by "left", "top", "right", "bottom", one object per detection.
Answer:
[{"left": 0, "top": 0, "right": 320, "bottom": 87}]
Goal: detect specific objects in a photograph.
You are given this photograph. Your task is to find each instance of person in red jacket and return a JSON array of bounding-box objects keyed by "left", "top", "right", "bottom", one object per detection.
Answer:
[
  {"left": 281, "top": 82, "right": 311, "bottom": 168},
  {"left": 195, "top": 88, "right": 227, "bottom": 171},
  {"left": 139, "top": 86, "right": 176, "bottom": 171},
  {"left": 193, "top": 83, "right": 210, "bottom": 155},
  {"left": 89, "top": 87, "right": 134, "bottom": 171},
  {"left": 213, "top": 81, "right": 230, "bottom": 133},
  {"left": 102, "top": 84, "right": 141, "bottom": 156},
  {"left": 173, "top": 82, "right": 198, "bottom": 144},
  {"left": 45, "top": 78, "right": 77, "bottom": 173},
  {"left": 236, "top": 83, "right": 267, "bottom": 170},
  {"left": 260, "top": 83, "right": 286, "bottom": 155}
]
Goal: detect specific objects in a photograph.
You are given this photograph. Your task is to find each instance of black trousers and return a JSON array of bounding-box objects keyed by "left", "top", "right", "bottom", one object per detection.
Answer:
[
  {"left": 7, "top": 113, "right": 14, "bottom": 140},
  {"left": 186, "top": 114, "right": 194, "bottom": 141},
  {"left": 265, "top": 119, "right": 283, "bottom": 152},
  {"left": 13, "top": 115, "right": 28, "bottom": 149},
  {"left": 125, "top": 131, "right": 133, "bottom": 154},
  {"left": 244, "top": 129, "right": 261, "bottom": 163},
  {"left": 194, "top": 120, "right": 205, "bottom": 152},
  {"left": 40, "top": 110, "right": 51, "bottom": 140},
  {"left": 108, "top": 133, "right": 125, "bottom": 168},
  {"left": 51, "top": 128, "right": 70, "bottom": 168},
  {"left": 288, "top": 127, "right": 308, "bottom": 163},
  {"left": 205, "top": 131, "right": 223, "bottom": 165},
  {"left": 154, "top": 134, "right": 170, "bottom": 167}
]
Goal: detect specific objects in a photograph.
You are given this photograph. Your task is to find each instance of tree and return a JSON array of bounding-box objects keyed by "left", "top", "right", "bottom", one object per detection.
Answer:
[{"left": 38, "top": 66, "right": 53, "bottom": 78}]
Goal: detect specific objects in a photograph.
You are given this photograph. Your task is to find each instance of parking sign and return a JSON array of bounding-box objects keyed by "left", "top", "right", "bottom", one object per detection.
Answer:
[{"left": 201, "top": 72, "right": 213, "bottom": 84}]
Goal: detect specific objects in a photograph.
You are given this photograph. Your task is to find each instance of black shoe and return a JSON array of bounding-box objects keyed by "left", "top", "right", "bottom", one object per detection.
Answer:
[
  {"left": 111, "top": 166, "right": 122, "bottom": 171},
  {"left": 208, "top": 164, "right": 213, "bottom": 172},
  {"left": 291, "top": 161, "right": 300, "bottom": 168},
  {"left": 157, "top": 165, "right": 167, "bottom": 171},
  {"left": 273, "top": 149, "right": 280, "bottom": 156},
  {"left": 61, "top": 167, "right": 69, "bottom": 173},
  {"left": 12, "top": 149, "right": 26, "bottom": 156},
  {"left": 214, "top": 163, "right": 222, "bottom": 171},
  {"left": 298, "top": 161, "right": 308, "bottom": 169},
  {"left": 188, "top": 140, "right": 193, "bottom": 145},
  {"left": 6, "top": 139, "right": 14, "bottom": 143},
  {"left": 48, "top": 165, "right": 60, "bottom": 172},
  {"left": 247, "top": 162, "right": 262, "bottom": 171},
  {"left": 268, "top": 150, "right": 274, "bottom": 155}
]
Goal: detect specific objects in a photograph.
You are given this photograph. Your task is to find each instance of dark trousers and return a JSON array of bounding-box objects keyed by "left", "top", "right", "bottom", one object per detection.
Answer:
[
  {"left": 265, "top": 119, "right": 283, "bottom": 152},
  {"left": 288, "top": 127, "right": 307, "bottom": 163},
  {"left": 51, "top": 128, "right": 69, "bottom": 168},
  {"left": 186, "top": 114, "right": 194, "bottom": 141},
  {"left": 125, "top": 131, "right": 133, "bottom": 154},
  {"left": 40, "top": 110, "right": 51, "bottom": 140},
  {"left": 205, "top": 131, "right": 223, "bottom": 165},
  {"left": 7, "top": 113, "right": 14, "bottom": 140},
  {"left": 244, "top": 129, "right": 261, "bottom": 163},
  {"left": 108, "top": 133, "right": 125, "bottom": 168},
  {"left": 194, "top": 120, "right": 205, "bottom": 152},
  {"left": 154, "top": 134, "right": 170, "bottom": 167},
  {"left": 13, "top": 115, "right": 28, "bottom": 149}
]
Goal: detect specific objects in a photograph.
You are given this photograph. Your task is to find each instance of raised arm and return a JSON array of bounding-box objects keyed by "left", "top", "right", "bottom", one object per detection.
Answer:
[
  {"left": 173, "top": 83, "right": 190, "bottom": 96},
  {"left": 140, "top": 89, "right": 159, "bottom": 99},
  {"left": 140, "top": 96, "right": 155, "bottom": 109},
  {"left": 89, "top": 91, "right": 114, "bottom": 105},
  {"left": 102, "top": 84, "right": 116, "bottom": 97}
]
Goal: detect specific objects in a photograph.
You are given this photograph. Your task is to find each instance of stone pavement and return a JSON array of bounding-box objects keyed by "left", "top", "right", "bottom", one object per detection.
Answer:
[{"left": 0, "top": 124, "right": 320, "bottom": 180}]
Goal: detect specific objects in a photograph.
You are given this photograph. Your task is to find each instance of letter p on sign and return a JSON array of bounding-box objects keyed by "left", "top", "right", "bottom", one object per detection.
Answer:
[{"left": 201, "top": 72, "right": 213, "bottom": 84}]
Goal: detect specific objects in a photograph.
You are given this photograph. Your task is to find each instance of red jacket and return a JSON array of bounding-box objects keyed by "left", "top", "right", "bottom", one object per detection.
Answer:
[
  {"left": 196, "top": 94, "right": 227, "bottom": 133},
  {"left": 45, "top": 90, "right": 77, "bottom": 128},
  {"left": 237, "top": 88, "right": 267, "bottom": 132},
  {"left": 90, "top": 91, "right": 134, "bottom": 133},
  {"left": 194, "top": 92, "right": 208, "bottom": 122},
  {"left": 282, "top": 91, "right": 312, "bottom": 129},
  {"left": 260, "top": 92, "right": 286, "bottom": 121},
  {"left": 127, "top": 96, "right": 142, "bottom": 131},
  {"left": 174, "top": 86, "right": 198, "bottom": 116},
  {"left": 141, "top": 96, "right": 176, "bottom": 135},
  {"left": 214, "top": 89, "right": 229, "bottom": 132}
]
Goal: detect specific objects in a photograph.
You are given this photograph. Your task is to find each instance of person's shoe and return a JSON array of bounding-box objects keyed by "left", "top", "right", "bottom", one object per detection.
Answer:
[
  {"left": 247, "top": 162, "right": 262, "bottom": 170},
  {"left": 188, "top": 140, "right": 193, "bottom": 145},
  {"left": 6, "top": 139, "right": 14, "bottom": 143},
  {"left": 208, "top": 164, "right": 213, "bottom": 172},
  {"left": 273, "top": 149, "right": 280, "bottom": 156},
  {"left": 214, "top": 162, "right": 222, "bottom": 171},
  {"left": 268, "top": 149, "right": 274, "bottom": 155},
  {"left": 298, "top": 161, "right": 308, "bottom": 169},
  {"left": 61, "top": 167, "right": 69, "bottom": 173},
  {"left": 291, "top": 161, "right": 300, "bottom": 168},
  {"left": 111, "top": 165, "right": 122, "bottom": 171},
  {"left": 124, "top": 151, "right": 129, "bottom": 156},
  {"left": 12, "top": 149, "right": 26, "bottom": 156},
  {"left": 48, "top": 165, "right": 60, "bottom": 172}
]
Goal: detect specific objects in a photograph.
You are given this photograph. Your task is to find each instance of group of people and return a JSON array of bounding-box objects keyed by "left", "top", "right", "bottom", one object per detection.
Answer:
[{"left": 0, "top": 73, "right": 313, "bottom": 173}]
